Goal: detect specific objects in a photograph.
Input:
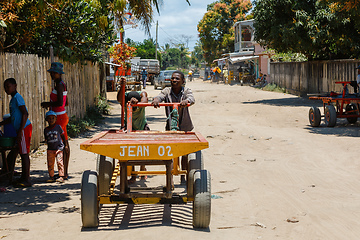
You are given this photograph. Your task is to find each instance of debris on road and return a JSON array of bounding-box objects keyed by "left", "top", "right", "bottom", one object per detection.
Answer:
[{"left": 286, "top": 217, "right": 299, "bottom": 223}]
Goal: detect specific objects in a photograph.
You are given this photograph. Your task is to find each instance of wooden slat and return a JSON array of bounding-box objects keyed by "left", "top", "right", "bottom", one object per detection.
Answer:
[{"left": 0, "top": 53, "right": 103, "bottom": 149}]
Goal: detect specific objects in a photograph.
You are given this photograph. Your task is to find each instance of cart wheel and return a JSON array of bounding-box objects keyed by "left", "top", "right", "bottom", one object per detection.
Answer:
[
  {"left": 81, "top": 170, "right": 99, "bottom": 228},
  {"left": 193, "top": 170, "right": 211, "bottom": 228},
  {"left": 188, "top": 150, "right": 204, "bottom": 171},
  {"left": 309, "top": 107, "right": 321, "bottom": 127},
  {"left": 324, "top": 105, "right": 337, "bottom": 127},
  {"left": 96, "top": 155, "right": 113, "bottom": 195},
  {"left": 187, "top": 169, "right": 196, "bottom": 198},
  {"left": 346, "top": 103, "right": 358, "bottom": 124}
]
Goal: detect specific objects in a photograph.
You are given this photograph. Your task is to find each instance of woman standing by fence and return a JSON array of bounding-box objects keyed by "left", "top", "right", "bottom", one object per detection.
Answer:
[{"left": 41, "top": 62, "right": 70, "bottom": 180}]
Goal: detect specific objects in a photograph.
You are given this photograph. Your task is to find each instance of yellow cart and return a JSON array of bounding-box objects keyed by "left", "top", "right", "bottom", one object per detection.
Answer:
[{"left": 79, "top": 103, "right": 211, "bottom": 228}]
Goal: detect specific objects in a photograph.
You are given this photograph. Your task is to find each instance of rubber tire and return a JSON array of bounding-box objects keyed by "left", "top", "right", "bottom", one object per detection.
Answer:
[
  {"left": 187, "top": 169, "right": 196, "bottom": 198},
  {"left": 187, "top": 151, "right": 204, "bottom": 198},
  {"left": 324, "top": 105, "right": 337, "bottom": 127},
  {"left": 81, "top": 170, "right": 99, "bottom": 228},
  {"left": 188, "top": 150, "right": 204, "bottom": 171},
  {"left": 193, "top": 170, "right": 211, "bottom": 228},
  {"left": 309, "top": 106, "right": 321, "bottom": 127},
  {"left": 346, "top": 103, "right": 358, "bottom": 124},
  {"left": 96, "top": 155, "right": 113, "bottom": 195}
]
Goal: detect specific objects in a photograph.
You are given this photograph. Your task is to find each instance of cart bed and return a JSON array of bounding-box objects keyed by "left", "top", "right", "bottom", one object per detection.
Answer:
[{"left": 80, "top": 130, "right": 209, "bottom": 161}]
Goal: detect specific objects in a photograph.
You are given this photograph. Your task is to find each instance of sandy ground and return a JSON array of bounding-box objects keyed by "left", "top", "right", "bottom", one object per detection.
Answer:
[{"left": 1, "top": 79, "right": 360, "bottom": 240}]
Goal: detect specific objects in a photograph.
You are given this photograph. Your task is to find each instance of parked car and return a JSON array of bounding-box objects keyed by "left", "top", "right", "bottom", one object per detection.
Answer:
[{"left": 154, "top": 70, "right": 177, "bottom": 90}]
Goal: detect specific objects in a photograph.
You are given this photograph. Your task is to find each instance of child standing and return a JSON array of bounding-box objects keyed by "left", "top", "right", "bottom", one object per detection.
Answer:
[
  {"left": 44, "top": 110, "right": 69, "bottom": 183},
  {"left": 0, "top": 78, "right": 32, "bottom": 187}
]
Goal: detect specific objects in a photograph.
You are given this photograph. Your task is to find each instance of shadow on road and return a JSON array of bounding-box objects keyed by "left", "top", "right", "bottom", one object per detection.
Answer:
[
  {"left": 305, "top": 119, "right": 360, "bottom": 137},
  {"left": 0, "top": 169, "right": 81, "bottom": 215},
  {"left": 90, "top": 203, "right": 199, "bottom": 231},
  {"left": 243, "top": 97, "right": 321, "bottom": 108}
]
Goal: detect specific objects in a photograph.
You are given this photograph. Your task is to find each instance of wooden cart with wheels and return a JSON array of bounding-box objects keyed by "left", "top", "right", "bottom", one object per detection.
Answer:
[
  {"left": 79, "top": 102, "right": 211, "bottom": 229},
  {"left": 309, "top": 81, "right": 360, "bottom": 127}
]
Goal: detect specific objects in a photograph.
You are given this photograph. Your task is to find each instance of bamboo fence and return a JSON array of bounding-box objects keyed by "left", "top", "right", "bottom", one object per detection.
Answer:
[{"left": 0, "top": 53, "right": 102, "bottom": 149}]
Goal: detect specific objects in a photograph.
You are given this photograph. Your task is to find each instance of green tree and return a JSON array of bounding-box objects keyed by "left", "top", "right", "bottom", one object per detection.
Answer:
[
  {"left": 0, "top": 0, "right": 177, "bottom": 63},
  {"left": 1, "top": 0, "right": 115, "bottom": 62},
  {"left": 253, "top": 0, "right": 360, "bottom": 60},
  {"left": 191, "top": 41, "right": 205, "bottom": 68},
  {"left": 160, "top": 44, "right": 190, "bottom": 70},
  {"left": 126, "top": 38, "right": 160, "bottom": 59},
  {"left": 197, "top": 0, "right": 252, "bottom": 64}
]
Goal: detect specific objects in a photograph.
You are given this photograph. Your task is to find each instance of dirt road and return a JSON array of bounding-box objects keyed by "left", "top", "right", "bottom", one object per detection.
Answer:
[{"left": 1, "top": 79, "right": 360, "bottom": 239}]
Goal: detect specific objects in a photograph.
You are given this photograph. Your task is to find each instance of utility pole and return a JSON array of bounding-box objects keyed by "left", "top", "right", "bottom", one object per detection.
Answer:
[{"left": 155, "top": 21, "right": 158, "bottom": 60}]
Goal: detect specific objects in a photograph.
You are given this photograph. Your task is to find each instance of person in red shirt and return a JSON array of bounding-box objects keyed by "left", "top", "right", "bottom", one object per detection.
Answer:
[{"left": 41, "top": 62, "right": 70, "bottom": 180}]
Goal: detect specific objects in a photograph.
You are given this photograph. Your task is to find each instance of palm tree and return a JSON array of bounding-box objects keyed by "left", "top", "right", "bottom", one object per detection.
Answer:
[{"left": 110, "top": 0, "right": 190, "bottom": 36}]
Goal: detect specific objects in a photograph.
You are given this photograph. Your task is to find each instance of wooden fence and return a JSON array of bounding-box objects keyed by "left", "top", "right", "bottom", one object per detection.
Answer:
[
  {"left": 0, "top": 53, "right": 103, "bottom": 149},
  {"left": 270, "top": 59, "right": 360, "bottom": 96}
]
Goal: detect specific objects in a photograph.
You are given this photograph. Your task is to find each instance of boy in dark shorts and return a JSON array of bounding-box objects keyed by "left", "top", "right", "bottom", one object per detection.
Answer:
[
  {"left": 0, "top": 78, "right": 32, "bottom": 187},
  {"left": 44, "top": 110, "right": 69, "bottom": 183}
]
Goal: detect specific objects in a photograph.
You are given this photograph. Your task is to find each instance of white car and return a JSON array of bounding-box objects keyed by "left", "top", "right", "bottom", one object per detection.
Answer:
[{"left": 154, "top": 70, "right": 177, "bottom": 90}]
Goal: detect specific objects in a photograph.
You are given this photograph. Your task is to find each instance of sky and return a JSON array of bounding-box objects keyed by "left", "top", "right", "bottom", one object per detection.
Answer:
[{"left": 123, "top": 0, "right": 215, "bottom": 51}]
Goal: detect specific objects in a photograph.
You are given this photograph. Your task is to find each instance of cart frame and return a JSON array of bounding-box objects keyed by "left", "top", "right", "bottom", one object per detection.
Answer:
[
  {"left": 80, "top": 101, "right": 211, "bottom": 229},
  {"left": 309, "top": 81, "right": 360, "bottom": 127}
]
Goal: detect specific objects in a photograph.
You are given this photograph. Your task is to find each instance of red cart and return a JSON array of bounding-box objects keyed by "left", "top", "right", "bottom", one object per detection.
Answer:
[{"left": 309, "top": 81, "right": 360, "bottom": 127}]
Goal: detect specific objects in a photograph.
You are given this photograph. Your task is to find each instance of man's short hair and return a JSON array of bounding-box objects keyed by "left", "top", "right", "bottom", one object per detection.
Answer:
[
  {"left": 126, "top": 91, "right": 141, "bottom": 102},
  {"left": 4, "top": 78, "right": 16, "bottom": 85},
  {"left": 173, "top": 70, "right": 185, "bottom": 81}
]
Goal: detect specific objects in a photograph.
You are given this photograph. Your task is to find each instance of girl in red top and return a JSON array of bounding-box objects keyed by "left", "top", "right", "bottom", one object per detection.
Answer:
[{"left": 41, "top": 62, "right": 70, "bottom": 180}]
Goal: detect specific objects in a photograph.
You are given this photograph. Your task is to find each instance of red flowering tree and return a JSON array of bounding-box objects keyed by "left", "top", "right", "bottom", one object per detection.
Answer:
[{"left": 109, "top": 42, "right": 137, "bottom": 70}]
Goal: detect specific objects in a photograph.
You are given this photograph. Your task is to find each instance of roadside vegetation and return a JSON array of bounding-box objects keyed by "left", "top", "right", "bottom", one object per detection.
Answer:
[
  {"left": 262, "top": 83, "right": 287, "bottom": 93},
  {"left": 67, "top": 95, "right": 110, "bottom": 138}
]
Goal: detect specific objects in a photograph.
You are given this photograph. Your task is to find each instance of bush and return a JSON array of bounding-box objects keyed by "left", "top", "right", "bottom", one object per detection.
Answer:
[
  {"left": 67, "top": 95, "right": 110, "bottom": 138},
  {"left": 262, "top": 83, "right": 286, "bottom": 93}
]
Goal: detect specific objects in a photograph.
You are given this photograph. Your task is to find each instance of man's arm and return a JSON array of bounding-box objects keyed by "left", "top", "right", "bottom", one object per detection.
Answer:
[
  {"left": 61, "top": 133, "right": 70, "bottom": 154},
  {"left": 41, "top": 83, "right": 64, "bottom": 108},
  {"left": 180, "top": 88, "right": 195, "bottom": 107},
  {"left": 0, "top": 117, "right": 11, "bottom": 126},
  {"left": 140, "top": 91, "right": 148, "bottom": 103},
  {"left": 151, "top": 89, "right": 167, "bottom": 108}
]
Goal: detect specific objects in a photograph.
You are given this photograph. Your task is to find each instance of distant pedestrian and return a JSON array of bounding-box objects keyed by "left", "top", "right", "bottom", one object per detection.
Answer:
[
  {"left": 44, "top": 111, "right": 69, "bottom": 183},
  {"left": 41, "top": 62, "right": 70, "bottom": 180},
  {"left": 141, "top": 67, "right": 147, "bottom": 89},
  {"left": 0, "top": 78, "right": 32, "bottom": 187}
]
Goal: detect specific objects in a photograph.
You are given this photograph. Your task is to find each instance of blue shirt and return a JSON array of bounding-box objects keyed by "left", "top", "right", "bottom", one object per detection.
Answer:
[{"left": 10, "top": 92, "right": 31, "bottom": 131}]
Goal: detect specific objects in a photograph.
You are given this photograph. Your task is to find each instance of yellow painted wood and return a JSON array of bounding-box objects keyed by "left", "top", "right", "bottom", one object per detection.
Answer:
[{"left": 80, "top": 141, "right": 209, "bottom": 161}]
